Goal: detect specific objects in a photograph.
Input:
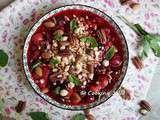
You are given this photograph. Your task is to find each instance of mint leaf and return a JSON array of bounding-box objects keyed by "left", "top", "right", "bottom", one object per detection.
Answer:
[
  {"left": 68, "top": 75, "right": 82, "bottom": 86},
  {"left": 134, "top": 24, "right": 149, "bottom": 36},
  {"left": 105, "top": 46, "right": 115, "bottom": 60},
  {"left": 54, "top": 33, "right": 63, "bottom": 41},
  {"left": 71, "top": 113, "right": 85, "bottom": 120},
  {"left": 0, "top": 50, "right": 8, "bottom": 67},
  {"left": 70, "top": 19, "right": 77, "bottom": 30},
  {"left": 29, "top": 112, "right": 50, "bottom": 120},
  {"left": 30, "top": 60, "right": 42, "bottom": 70},
  {"left": 140, "top": 38, "right": 150, "bottom": 60},
  {"left": 49, "top": 58, "right": 59, "bottom": 68},
  {"left": 80, "top": 37, "right": 98, "bottom": 48}
]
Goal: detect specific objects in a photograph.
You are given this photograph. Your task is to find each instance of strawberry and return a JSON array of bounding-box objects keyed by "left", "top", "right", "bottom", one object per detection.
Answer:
[{"left": 31, "top": 33, "right": 44, "bottom": 45}]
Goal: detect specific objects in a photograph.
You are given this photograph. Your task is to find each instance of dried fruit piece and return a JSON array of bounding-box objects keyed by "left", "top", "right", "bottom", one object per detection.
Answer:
[
  {"left": 132, "top": 56, "right": 144, "bottom": 70},
  {"left": 42, "top": 88, "right": 49, "bottom": 94},
  {"left": 42, "top": 52, "right": 52, "bottom": 59},
  {"left": 139, "top": 100, "right": 152, "bottom": 111},
  {"left": 118, "top": 87, "right": 131, "bottom": 100},
  {"left": 70, "top": 93, "right": 81, "bottom": 104},
  {"left": 15, "top": 101, "right": 26, "bottom": 113},
  {"left": 35, "top": 67, "right": 43, "bottom": 77}
]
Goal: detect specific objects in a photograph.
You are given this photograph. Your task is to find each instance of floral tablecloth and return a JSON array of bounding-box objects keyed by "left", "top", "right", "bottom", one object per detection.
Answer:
[{"left": 0, "top": 0, "right": 160, "bottom": 120}]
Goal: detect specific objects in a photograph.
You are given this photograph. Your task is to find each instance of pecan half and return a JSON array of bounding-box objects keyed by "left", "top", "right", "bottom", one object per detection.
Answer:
[
  {"left": 118, "top": 87, "right": 131, "bottom": 100},
  {"left": 139, "top": 100, "right": 152, "bottom": 112},
  {"left": 132, "top": 56, "right": 144, "bottom": 70},
  {"left": 120, "top": 0, "right": 132, "bottom": 5},
  {"left": 15, "top": 101, "right": 26, "bottom": 113}
]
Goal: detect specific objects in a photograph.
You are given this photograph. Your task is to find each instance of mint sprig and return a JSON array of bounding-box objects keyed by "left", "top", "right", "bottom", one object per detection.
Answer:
[
  {"left": 70, "top": 19, "right": 77, "bottom": 30},
  {"left": 29, "top": 112, "right": 50, "bottom": 120},
  {"left": 119, "top": 16, "right": 160, "bottom": 60},
  {"left": 49, "top": 58, "right": 59, "bottom": 68},
  {"left": 105, "top": 46, "right": 115, "bottom": 60},
  {"left": 0, "top": 50, "right": 8, "bottom": 67},
  {"left": 80, "top": 37, "right": 98, "bottom": 48},
  {"left": 71, "top": 113, "right": 85, "bottom": 120},
  {"left": 54, "top": 33, "right": 63, "bottom": 41},
  {"left": 68, "top": 75, "right": 82, "bottom": 86}
]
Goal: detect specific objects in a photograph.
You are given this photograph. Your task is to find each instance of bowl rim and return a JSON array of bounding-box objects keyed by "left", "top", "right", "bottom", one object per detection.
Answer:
[{"left": 22, "top": 4, "right": 129, "bottom": 110}]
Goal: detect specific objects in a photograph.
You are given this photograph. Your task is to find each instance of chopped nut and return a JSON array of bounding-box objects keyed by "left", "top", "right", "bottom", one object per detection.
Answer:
[
  {"left": 118, "top": 87, "right": 131, "bottom": 100},
  {"left": 139, "top": 100, "right": 152, "bottom": 111},
  {"left": 68, "top": 82, "right": 75, "bottom": 89},
  {"left": 15, "top": 101, "right": 26, "bottom": 113},
  {"left": 88, "top": 73, "right": 94, "bottom": 80},
  {"left": 44, "top": 21, "right": 55, "bottom": 28},
  {"left": 52, "top": 68, "right": 58, "bottom": 72},
  {"left": 102, "top": 60, "right": 109, "bottom": 67},
  {"left": 53, "top": 29, "right": 64, "bottom": 35},
  {"left": 39, "top": 79, "right": 45, "bottom": 84},
  {"left": 60, "top": 89, "right": 68, "bottom": 97},
  {"left": 64, "top": 65, "right": 70, "bottom": 72},
  {"left": 132, "top": 56, "right": 144, "bottom": 70},
  {"left": 62, "top": 36, "right": 68, "bottom": 41},
  {"left": 42, "top": 52, "right": 52, "bottom": 59},
  {"left": 59, "top": 41, "right": 70, "bottom": 46},
  {"left": 60, "top": 46, "right": 66, "bottom": 50},
  {"left": 35, "top": 67, "right": 43, "bottom": 77},
  {"left": 78, "top": 74, "right": 83, "bottom": 79},
  {"left": 64, "top": 16, "right": 70, "bottom": 21},
  {"left": 42, "top": 88, "right": 49, "bottom": 94}
]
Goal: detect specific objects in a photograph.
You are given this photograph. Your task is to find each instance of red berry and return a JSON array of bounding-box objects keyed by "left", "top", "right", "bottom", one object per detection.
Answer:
[
  {"left": 32, "top": 33, "right": 43, "bottom": 45},
  {"left": 110, "top": 55, "right": 122, "bottom": 68},
  {"left": 87, "top": 96, "right": 95, "bottom": 103},
  {"left": 89, "top": 85, "right": 100, "bottom": 93},
  {"left": 98, "top": 74, "right": 109, "bottom": 89}
]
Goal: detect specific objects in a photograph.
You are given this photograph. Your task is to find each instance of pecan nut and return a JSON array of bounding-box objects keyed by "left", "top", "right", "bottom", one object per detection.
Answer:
[
  {"left": 132, "top": 56, "right": 144, "bottom": 70},
  {"left": 15, "top": 101, "right": 26, "bottom": 113},
  {"left": 118, "top": 87, "right": 131, "bottom": 100},
  {"left": 139, "top": 100, "right": 152, "bottom": 111}
]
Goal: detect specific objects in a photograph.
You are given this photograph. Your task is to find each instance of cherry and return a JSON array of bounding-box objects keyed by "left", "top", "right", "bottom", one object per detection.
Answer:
[
  {"left": 31, "top": 33, "right": 44, "bottom": 45},
  {"left": 110, "top": 55, "right": 122, "bottom": 68}
]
